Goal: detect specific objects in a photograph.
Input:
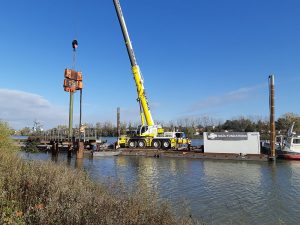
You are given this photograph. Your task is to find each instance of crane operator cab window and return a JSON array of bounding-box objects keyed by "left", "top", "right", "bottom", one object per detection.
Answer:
[
  {"left": 137, "top": 125, "right": 149, "bottom": 135},
  {"left": 140, "top": 125, "right": 148, "bottom": 134},
  {"left": 175, "top": 132, "right": 185, "bottom": 138}
]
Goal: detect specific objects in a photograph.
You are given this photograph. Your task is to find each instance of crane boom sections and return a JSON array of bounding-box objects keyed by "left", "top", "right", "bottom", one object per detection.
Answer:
[{"left": 113, "top": 0, "right": 154, "bottom": 126}]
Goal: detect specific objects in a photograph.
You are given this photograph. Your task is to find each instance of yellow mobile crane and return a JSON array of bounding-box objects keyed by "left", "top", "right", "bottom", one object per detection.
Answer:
[{"left": 114, "top": 0, "right": 191, "bottom": 149}]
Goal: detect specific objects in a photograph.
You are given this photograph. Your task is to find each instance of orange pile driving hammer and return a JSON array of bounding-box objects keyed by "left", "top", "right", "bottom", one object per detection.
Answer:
[{"left": 63, "top": 69, "right": 83, "bottom": 92}]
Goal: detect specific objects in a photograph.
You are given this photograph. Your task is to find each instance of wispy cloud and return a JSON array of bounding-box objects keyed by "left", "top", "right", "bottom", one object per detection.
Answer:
[
  {"left": 189, "top": 84, "right": 266, "bottom": 113},
  {"left": 0, "top": 89, "right": 68, "bottom": 129},
  {"left": 149, "top": 102, "right": 161, "bottom": 110}
]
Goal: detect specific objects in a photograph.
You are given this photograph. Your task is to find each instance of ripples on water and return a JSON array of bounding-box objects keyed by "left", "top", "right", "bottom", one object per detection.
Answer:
[{"left": 22, "top": 150, "right": 300, "bottom": 225}]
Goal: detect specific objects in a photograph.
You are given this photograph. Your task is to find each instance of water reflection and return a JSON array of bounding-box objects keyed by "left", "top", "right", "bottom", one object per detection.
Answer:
[
  {"left": 75, "top": 158, "right": 84, "bottom": 170},
  {"left": 200, "top": 161, "right": 265, "bottom": 224},
  {"left": 66, "top": 156, "right": 72, "bottom": 166},
  {"left": 51, "top": 154, "right": 58, "bottom": 163}
]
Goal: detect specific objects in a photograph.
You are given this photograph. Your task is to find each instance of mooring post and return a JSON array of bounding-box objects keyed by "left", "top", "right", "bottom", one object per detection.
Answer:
[
  {"left": 67, "top": 143, "right": 72, "bottom": 158},
  {"left": 51, "top": 141, "right": 58, "bottom": 156},
  {"left": 66, "top": 137, "right": 73, "bottom": 158},
  {"left": 269, "top": 75, "right": 276, "bottom": 161}
]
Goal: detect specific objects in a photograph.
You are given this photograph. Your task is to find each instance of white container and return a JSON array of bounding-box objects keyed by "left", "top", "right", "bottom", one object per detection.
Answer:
[{"left": 203, "top": 132, "right": 260, "bottom": 154}]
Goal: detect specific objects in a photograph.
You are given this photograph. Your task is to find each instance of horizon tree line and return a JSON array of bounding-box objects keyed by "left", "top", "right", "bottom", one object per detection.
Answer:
[{"left": 13, "top": 112, "right": 300, "bottom": 139}]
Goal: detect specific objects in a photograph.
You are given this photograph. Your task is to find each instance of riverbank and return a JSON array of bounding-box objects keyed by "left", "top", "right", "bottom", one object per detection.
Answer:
[{"left": 0, "top": 123, "right": 198, "bottom": 225}]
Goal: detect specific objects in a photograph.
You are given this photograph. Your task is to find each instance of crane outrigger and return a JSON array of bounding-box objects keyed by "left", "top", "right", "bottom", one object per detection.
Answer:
[{"left": 114, "top": 0, "right": 190, "bottom": 149}]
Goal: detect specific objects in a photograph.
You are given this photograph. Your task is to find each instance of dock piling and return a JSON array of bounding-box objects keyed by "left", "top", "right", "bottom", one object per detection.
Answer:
[
  {"left": 51, "top": 141, "right": 59, "bottom": 157},
  {"left": 269, "top": 75, "right": 276, "bottom": 161}
]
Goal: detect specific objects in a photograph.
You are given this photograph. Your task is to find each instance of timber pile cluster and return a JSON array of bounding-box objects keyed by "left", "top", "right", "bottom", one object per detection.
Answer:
[{"left": 0, "top": 122, "right": 199, "bottom": 225}]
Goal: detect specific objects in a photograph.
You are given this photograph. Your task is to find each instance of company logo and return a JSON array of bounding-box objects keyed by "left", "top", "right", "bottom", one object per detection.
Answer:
[
  {"left": 207, "top": 132, "right": 248, "bottom": 141},
  {"left": 208, "top": 133, "right": 218, "bottom": 139}
]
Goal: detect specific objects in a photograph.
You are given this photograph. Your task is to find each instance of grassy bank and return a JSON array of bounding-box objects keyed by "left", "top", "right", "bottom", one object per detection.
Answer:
[{"left": 0, "top": 122, "right": 199, "bottom": 225}]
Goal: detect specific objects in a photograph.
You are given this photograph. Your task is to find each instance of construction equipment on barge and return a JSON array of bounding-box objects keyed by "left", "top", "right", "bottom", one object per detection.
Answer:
[{"left": 113, "top": 0, "right": 190, "bottom": 149}]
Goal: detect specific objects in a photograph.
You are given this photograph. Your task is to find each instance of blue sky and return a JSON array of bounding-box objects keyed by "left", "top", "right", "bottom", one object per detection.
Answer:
[{"left": 0, "top": 0, "right": 299, "bottom": 129}]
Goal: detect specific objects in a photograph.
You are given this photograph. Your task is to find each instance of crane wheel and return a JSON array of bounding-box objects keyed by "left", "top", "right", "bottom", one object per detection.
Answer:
[
  {"left": 128, "top": 140, "right": 136, "bottom": 148},
  {"left": 138, "top": 140, "right": 146, "bottom": 148},
  {"left": 152, "top": 140, "right": 161, "bottom": 149},
  {"left": 162, "top": 140, "right": 170, "bottom": 149}
]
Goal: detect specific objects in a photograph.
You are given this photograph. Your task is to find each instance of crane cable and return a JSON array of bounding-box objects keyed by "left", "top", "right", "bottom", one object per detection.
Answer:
[{"left": 71, "top": 0, "right": 79, "bottom": 69}]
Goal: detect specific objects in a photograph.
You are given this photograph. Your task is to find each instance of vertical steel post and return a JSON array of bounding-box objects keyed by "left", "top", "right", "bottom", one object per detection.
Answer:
[
  {"left": 269, "top": 75, "right": 276, "bottom": 160},
  {"left": 79, "top": 89, "right": 82, "bottom": 138},
  {"left": 68, "top": 91, "right": 74, "bottom": 141},
  {"left": 117, "top": 107, "right": 121, "bottom": 137},
  {"left": 68, "top": 91, "right": 74, "bottom": 158}
]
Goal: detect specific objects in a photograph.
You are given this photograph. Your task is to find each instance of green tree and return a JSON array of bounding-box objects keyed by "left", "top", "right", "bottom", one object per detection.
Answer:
[
  {"left": 222, "top": 118, "right": 254, "bottom": 132},
  {"left": 0, "top": 122, "right": 16, "bottom": 151},
  {"left": 276, "top": 112, "right": 300, "bottom": 134},
  {"left": 19, "top": 127, "right": 32, "bottom": 136}
]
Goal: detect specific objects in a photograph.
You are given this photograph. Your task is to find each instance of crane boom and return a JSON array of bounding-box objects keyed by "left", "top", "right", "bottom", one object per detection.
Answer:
[
  {"left": 113, "top": 0, "right": 154, "bottom": 126},
  {"left": 113, "top": 0, "right": 191, "bottom": 149}
]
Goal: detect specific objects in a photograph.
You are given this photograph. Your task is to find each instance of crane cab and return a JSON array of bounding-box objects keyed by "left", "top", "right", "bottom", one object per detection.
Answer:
[{"left": 137, "top": 125, "right": 158, "bottom": 137}]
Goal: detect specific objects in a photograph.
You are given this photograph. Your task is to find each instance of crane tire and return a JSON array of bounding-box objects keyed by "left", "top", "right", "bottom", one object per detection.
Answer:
[
  {"left": 138, "top": 140, "right": 146, "bottom": 148},
  {"left": 162, "top": 140, "right": 170, "bottom": 149},
  {"left": 152, "top": 140, "right": 161, "bottom": 149},
  {"left": 128, "top": 140, "right": 136, "bottom": 148}
]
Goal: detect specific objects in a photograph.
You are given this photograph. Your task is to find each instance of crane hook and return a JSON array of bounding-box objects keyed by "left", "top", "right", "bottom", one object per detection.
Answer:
[{"left": 72, "top": 40, "right": 78, "bottom": 51}]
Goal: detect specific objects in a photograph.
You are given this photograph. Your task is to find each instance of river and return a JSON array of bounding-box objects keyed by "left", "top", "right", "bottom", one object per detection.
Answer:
[{"left": 21, "top": 138, "right": 300, "bottom": 225}]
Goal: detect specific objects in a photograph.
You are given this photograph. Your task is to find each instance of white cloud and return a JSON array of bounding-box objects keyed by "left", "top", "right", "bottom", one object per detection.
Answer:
[
  {"left": 0, "top": 89, "right": 68, "bottom": 129},
  {"left": 189, "top": 84, "right": 266, "bottom": 113}
]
